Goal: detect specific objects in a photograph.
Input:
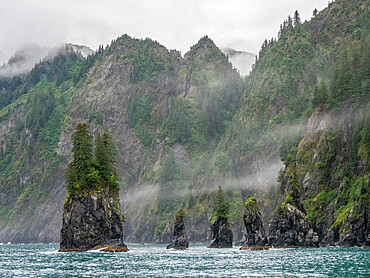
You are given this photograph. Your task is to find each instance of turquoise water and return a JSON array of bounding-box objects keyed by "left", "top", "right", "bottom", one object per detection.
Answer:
[{"left": 0, "top": 243, "right": 369, "bottom": 277}]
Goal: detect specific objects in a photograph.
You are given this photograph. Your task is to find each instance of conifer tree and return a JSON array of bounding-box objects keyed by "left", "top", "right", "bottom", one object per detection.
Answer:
[
  {"left": 211, "top": 186, "right": 230, "bottom": 221},
  {"left": 312, "top": 81, "right": 329, "bottom": 108},
  {"left": 288, "top": 15, "right": 293, "bottom": 27},
  {"left": 70, "top": 123, "right": 94, "bottom": 190},
  {"left": 95, "top": 132, "right": 118, "bottom": 189},
  {"left": 294, "top": 10, "right": 301, "bottom": 25}
]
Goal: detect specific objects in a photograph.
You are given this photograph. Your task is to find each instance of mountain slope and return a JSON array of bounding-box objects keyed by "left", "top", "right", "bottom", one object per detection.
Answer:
[
  {"left": 0, "top": 0, "right": 368, "bottom": 246},
  {"left": 221, "top": 0, "right": 369, "bottom": 246},
  {"left": 0, "top": 35, "right": 246, "bottom": 243}
]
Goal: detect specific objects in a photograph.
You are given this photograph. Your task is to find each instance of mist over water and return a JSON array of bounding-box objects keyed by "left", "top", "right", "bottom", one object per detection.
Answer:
[{"left": 121, "top": 159, "right": 282, "bottom": 209}]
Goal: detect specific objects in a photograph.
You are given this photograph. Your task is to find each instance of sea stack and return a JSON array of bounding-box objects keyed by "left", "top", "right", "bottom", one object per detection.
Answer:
[
  {"left": 240, "top": 196, "right": 267, "bottom": 250},
  {"left": 207, "top": 186, "right": 233, "bottom": 248},
  {"left": 59, "top": 123, "right": 128, "bottom": 252},
  {"left": 167, "top": 209, "right": 189, "bottom": 249}
]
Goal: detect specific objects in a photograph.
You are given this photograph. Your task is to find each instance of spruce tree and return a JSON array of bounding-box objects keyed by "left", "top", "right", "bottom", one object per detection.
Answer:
[
  {"left": 294, "top": 10, "right": 301, "bottom": 25},
  {"left": 71, "top": 123, "right": 94, "bottom": 190},
  {"left": 312, "top": 81, "right": 329, "bottom": 108},
  {"left": 95, "top": 132, "right": 118, "bottom": 189},
  {"left": 211, "top": 186, "right": 230, "bottom": 221}
]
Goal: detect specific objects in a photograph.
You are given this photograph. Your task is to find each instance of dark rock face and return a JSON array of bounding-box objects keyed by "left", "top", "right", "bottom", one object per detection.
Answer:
[
  {"left": 241, "top": 198, "right": 266, "bottom": 248},
  {"left": 268, "top": 204, "right": 319, "bottom": 247},
  {"left": 336, "top": 199, "right": 370, "bottom": 247},
  {"left": 59, "top": 188, "right": 128, "bottom": 252},
  {"left": 207, "top": 217, "right": 233, "bottom": 248},
  {"left": 166, "top": 214, "right": 189, "bottom": 249}
]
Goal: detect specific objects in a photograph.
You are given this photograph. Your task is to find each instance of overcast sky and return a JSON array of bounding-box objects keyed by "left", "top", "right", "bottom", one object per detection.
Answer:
[{"left": 0, "top": 0, "right": 329, "bottom": 65}]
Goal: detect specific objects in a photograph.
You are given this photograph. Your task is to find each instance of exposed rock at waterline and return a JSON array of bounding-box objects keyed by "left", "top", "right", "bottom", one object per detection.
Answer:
[
  {"left": 240, "top": 197, "right": 266, "bottom": 249},
  {"left": 167, "top": 210, "right": 189, "bottom": 249},
  {"left": 268, "top": 204, "right": 319, "bottom": 247},
  {"left": 207, "top": 217, "right": 233, "bottom": 248},
  {"left": 59, "top": 188, "right": 128, "bottom": 252}
]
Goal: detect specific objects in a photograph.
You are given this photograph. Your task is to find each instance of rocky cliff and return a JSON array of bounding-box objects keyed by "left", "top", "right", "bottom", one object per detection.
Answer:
[
  {"left": 60, "top": 188, "right": 128, "bottom": 252},
  {"left": 240, "top": 197, "right": 266, "bottom": 248},
  {"left": 270, "top": 106, "right": 369, "bottom": 246},
  {"left": 0, "top": 0, "right": 368, "bottom": 245},
  {"left": 207, "top": 217, "right": 233, "bottom": 248},
  {"left": 166, "top": 209, "right": 189, "bottom": 249},
  {"left": 268, "top": 204, "right": 319, "bottom": 247}
]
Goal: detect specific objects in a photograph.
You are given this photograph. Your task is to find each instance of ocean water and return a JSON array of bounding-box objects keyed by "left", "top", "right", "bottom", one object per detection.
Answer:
[{"left": 0, "top": 243, "right": 369, "bottom": 277}]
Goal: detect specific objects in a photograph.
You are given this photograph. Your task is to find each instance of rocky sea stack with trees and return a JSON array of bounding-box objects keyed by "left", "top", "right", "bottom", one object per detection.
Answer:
[
  {"left": 240, "top": 197, "right": 267, "bottom": 250},
  {"left": 208, "top": 186, "right": 233, "bottom": 248},
  {"left": 59, "top": 123, "right": 128, "bottom": 252},
  {"left": 166, "top": 208, "right": 189, "bottom": 249}
]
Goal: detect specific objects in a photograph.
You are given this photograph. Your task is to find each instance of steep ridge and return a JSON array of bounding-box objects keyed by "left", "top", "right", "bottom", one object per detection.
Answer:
[
  {"left": 221, "top": 0, "right": 369, "bottom": 246},
  {"left": 0, "top": 35, "right": 245, "bottom": 243},
  {"left": 0, "top": 0, "right": 368, "bottom": 245}
]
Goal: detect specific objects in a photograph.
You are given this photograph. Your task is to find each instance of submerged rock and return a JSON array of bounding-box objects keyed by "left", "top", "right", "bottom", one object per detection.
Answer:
[
  {"left": 59, "top": 188, "right": 128, "bottom": 252},
  {"left": 207, "top": 217, "right": 233, "bottom": 248},
  {"left": 167, "top": 209, "right": 189, "bottom": 249},
  {"left": 268, "top": 204, "right": 319, "bottom": 247},
  {"left": 240, "top": 197, "right": 266, "bottom": 249}
]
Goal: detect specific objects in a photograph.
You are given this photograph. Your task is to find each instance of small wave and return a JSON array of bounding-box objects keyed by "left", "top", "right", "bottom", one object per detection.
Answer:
[
  {"left": 40, "top": 250, "right": 59, "bottom": 255},
  {"left": 87, "top": 248, "right": 106, "bottom": 252}
]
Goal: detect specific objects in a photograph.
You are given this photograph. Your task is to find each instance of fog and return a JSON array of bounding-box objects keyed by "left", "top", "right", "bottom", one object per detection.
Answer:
[
  {"left": 1, "top": 0, "right": 329, "bottom": 66},
  {"left": 121, "top": 159, "right": 282, "bottom": 209},
  {"left": 120, "top": 104, "right": 370, "bottom": 207},
  {"left": 0, "top": 43, "right": 93, "bottom": 77},
  {"left": 222, "top": 48, "right": 255, "bottom": 76}
]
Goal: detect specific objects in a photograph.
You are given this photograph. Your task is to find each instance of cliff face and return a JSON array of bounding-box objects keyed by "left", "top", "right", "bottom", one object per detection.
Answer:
[
  {"left": 0, "top": 35, "right": 246, "bottom": 244},
  {"left": 268, "top": 204, "right": 319, "bottom": 247},
  {"left": 0, "top": 0, "right": 368, "bottom": 245},
  {"left": 219, "top": 0, "right": 369, "bottom": 247},
  {"left": 241, "top": 197, "right": 266, "bottom": 247},
  {"left": 271, "top": 106, "right": 369, "bottom": 246},
  {"left": 166, "top": 212, "right": 189, "bottom": 249},
  {"left": 207, "top": 217, "right": 233, "bottom": 248},
  {"left": 60, "top": 188, "right": 128, "bottom": 251}
]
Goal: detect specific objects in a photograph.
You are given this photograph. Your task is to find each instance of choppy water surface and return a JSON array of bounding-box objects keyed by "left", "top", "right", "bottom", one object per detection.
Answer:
[{"left": 0, "top": 243, "right": 369, "bottom": 277}]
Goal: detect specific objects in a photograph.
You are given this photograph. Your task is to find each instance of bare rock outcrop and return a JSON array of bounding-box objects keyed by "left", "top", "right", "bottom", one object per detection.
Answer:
[
  {"left": 207, "top": 217, "right": 233, "bottom": 248},
  {"left": 167, "top": 209, "right": 189, "bottom": 249},
  {"left": 240, "top": 197, "right": 266, "bottom": 249},
  {"left": 268, "top": 204, "right": 319, "bottom": 247},
  {"left": 59, "top": 188, "right": 128, "bottom": 252}
]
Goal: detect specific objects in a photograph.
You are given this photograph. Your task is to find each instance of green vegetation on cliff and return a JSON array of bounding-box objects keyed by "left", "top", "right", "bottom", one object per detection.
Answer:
[{"left": 0, "top": 0, "right": 368, "bottom": 245}]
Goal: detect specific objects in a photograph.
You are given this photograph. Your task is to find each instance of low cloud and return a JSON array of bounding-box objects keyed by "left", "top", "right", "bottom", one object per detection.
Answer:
[
  {"left": 0, "top": 43, "right": 93, "bottom": 77},
  {"left": 0, "top": 0, "right": 329, "bottom": 66}
]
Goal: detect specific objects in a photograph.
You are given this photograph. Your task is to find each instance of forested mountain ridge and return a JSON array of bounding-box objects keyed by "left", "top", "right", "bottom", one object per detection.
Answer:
[
  {"left": 222, "top": 0, "right": 369, "bottom": 245},
  {"left": 0, "top": 34, "right": 246, "bottom": 243},
  {"left": 0, "top": 0, "right": 368, "bottom": 245}
]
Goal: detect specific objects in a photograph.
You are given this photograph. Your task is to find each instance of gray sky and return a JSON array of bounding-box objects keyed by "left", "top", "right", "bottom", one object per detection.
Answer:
[{"left": 0, "top": 0, "right": 328, "bottom": 65}]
